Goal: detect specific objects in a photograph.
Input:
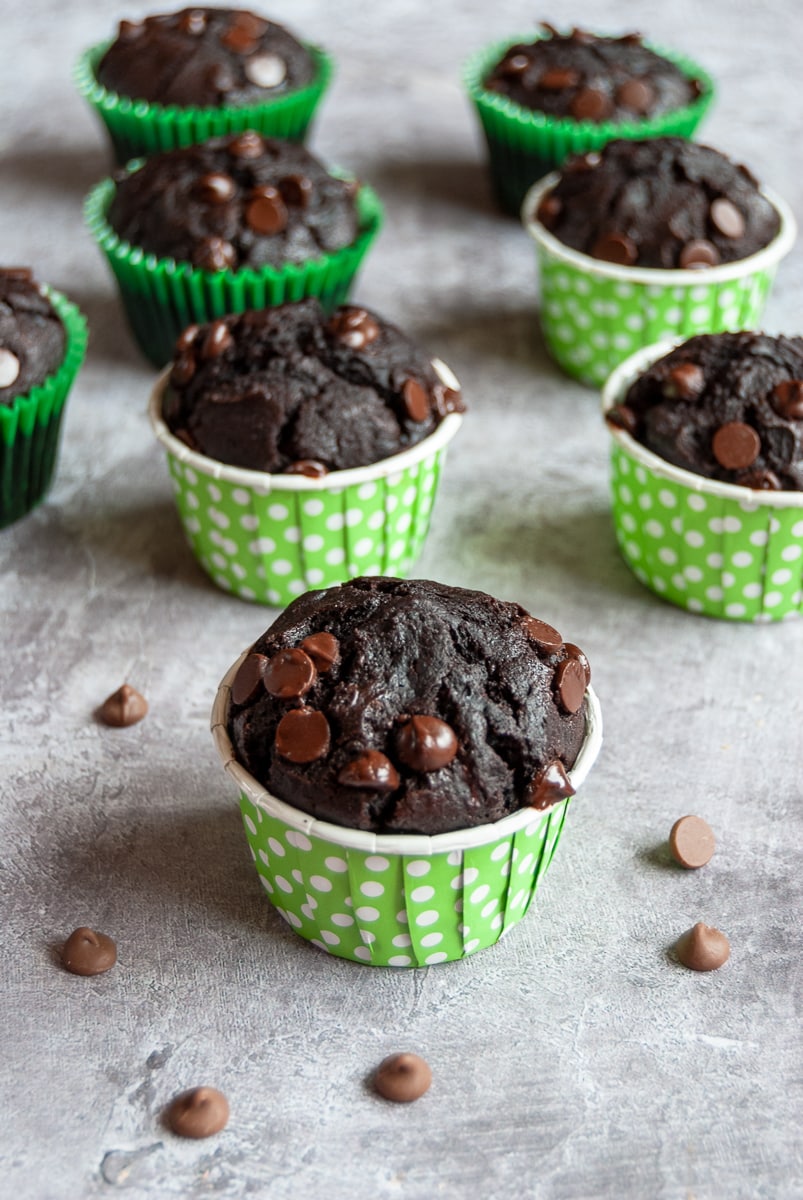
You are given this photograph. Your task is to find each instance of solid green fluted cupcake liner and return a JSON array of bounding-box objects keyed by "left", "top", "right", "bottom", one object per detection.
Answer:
[
  {"left": 603, "top": 342, "right": 803, "bottom": 622},
  {"left": 523, "top": 176, "right": 797, "bottom": 387},
  {"left": 149, "top": 361, "right": 464, "bottom": 606},
  {"left": 212, "top": 659, "right": 603, "bottom": 967},
  {"left": 85, "top": 168, "right": 383, "bottom": 366},
  {"left": 75, "top": 41, "right": 333, "bottom": 165},
  {"left": 0, "top": 289, "right": 88, "bottom": 529},
  {"left": 464, "top": 36, "right": 714, "bottom": 215}
]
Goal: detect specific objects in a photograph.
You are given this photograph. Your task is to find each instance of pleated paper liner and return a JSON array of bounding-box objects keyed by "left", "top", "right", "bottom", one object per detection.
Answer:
[
  {"left": 464, "top": 37, "right": 714, "bottom": 215},
  {"left": 74, "top": 40, "right": 334, "bottom": 165},
  {"left": 149, "top": 362, "right": 464, "bottom": 607},
  {"left": 0, "top": 289, "right": 88, "bottom": 529},
  {"left": 602, "top": 341, "right": 803, "bottom": 622},
  {"left": 212, "top": 654, "right": 603, "bottom": 967},
  {"left": 523, "top": 177, "right": 797, "bottom": 388},
  {"left": 85, "top": 168, "right": 383, "bottom": 367}
]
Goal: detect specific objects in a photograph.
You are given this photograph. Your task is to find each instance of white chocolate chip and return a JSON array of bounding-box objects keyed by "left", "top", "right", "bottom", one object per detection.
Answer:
[
  {"left": 0, "top": 348, "right": 21, "bottom": 389},
  {"left": 244, "top": 53, "right": 287, "bottom": 90},
  {"left": 431, "top": 357, "right": 461, "bottom": 392}
]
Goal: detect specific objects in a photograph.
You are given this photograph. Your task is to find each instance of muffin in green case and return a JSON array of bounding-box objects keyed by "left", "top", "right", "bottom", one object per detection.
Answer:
[
  {"left": 0, "top": 273, "right": 88, "bottom": 529},
  {"left": 85, "top": 131, "right": 383, "bottom": 366},
  {"left": 75, "top": 7, "right": 333, "bottom": 164},
  {"left": 464, "top": 24, "right": 713, "bottom": 215}
]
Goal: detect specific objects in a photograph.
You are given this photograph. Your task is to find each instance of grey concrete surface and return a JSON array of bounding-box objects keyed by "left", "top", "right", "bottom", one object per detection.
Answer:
[{"left": 1, "top": 2, "right": 802, "bottom": 1197}]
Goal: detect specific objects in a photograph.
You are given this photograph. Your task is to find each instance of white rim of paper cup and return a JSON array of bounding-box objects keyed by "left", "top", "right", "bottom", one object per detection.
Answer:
[
  {"left": 601, "top": 338, "right": 803, "bottom": 510},
  {"left": 148, "top": 360, "right": 464, "bottom": 491},
  {"left": 522, "top": 175, "right": 797, "bottom": 286},
  {"left": 211, "top": 650, "right": 603, "bottom": 857}
]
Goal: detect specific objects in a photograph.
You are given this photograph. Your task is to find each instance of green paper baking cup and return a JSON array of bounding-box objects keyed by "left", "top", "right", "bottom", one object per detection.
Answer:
[
  {"left": 149, "top": 361, "right": 464, "bottom": 606},
  {"left": 464, "top": 37, "right": 714, "bottom": 215},
  {"left": 85, "top": 166, "right": 383, "bottom": 367},
  {"left": 212, "top": 657, "right": 603, "bottom": 967},
  {"left": 0, "top": 289, "right": 87, "bottom": 529},
  {"left": 523, "top": 177, "right": 797, "bottom": 388},
  {"left": 75, "top": 40, "right": 334, "bottom": 165},
  {"left": 603, "top": 341, "right": 803, "bottom": 622}
]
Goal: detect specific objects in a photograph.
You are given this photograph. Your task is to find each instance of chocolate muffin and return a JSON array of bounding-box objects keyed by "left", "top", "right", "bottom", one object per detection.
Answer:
[
  {"left": 485, "top": 24, "right": 701, "bottom": 123},
  {"left": 537, "top": 138, "right": 781, "bottom": 269},
  {"left": 106, "top": 133, "right": 359, "bottom": 273},
  {"left": 227, "top": 577, "right": 591, "bottom": 835},
  {"left": 96, "top": 8, "right": 315, "bottom": 108},
  {"left": 0, "top": 268, "right": 66, "bottom": 403},
  {"left": 162, "top": 298, "right": 464, "bottom": 473},
  {"left": 608, "top": 332, "right": 803, "bottom": 491}
]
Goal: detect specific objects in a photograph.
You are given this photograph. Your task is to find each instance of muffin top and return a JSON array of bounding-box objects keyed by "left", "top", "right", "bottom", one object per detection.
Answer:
[
  {"left": 0, "top": 268, "right": 66, "bottom": 405},
  {"left": 162, "top": 298, "right": 464, "bottom": 473},
  {"left": 227, "top": 577, "right": 590, "bottom": 835},
  {"left": 536, "top": 138, "right": 780, "bottom": 269},
  {"left": 484, "top": 24, "right": 702, "bottom": 122},
  {"left": 608, "top": 332, "right": 803, "bottom": 491},
  {"left": 107, "top": 133, "right": 360, "bottom": 272},
  {"left": 96, "top": 7, "right": 315, "bottom": 108}
]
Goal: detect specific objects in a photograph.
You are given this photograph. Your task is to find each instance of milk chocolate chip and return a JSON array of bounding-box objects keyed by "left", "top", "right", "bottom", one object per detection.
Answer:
[
  {"left": 669, "top": 815, "right": 715, "bottom": 869},
  {"left": 709, "top": 198, "right": 745, "bottom": 240},
  {"left": 231, "top": 652, "right": 268, "bottom": 706},
  {"left": 674, "top": 922, "right": 730, "bottom": 971},
  {"left": 771, "top": 380, "right": 803, "bottom": 420},
  {"left": 338, "top": 751, "right": 399, "bottom": 791},
  {"left": 167, "top": 1087, "right": 229, "bottom": 1138},
  {"left": 300, "top": 632, "right": 340, "bottom": 672},
  {"left": 555, "top": 658, "right": 586, "bottom": 714},
  {"left": 263, "top": 648, "right": 316, "bottom": 699},
  {"left": 712, "top": 421, "right": 760, "bottom": 470},
  {"left": 564, "top": 642, "right": 591, "bottom": 685},
  {"left": 664, "top": 362, "right": 705, "bottom": 401},
  {"left": 374, "top": 1053, "right": 432, "bottom": 1103},
  {"left": 527, "top": 760, "right": 575, "bottom": 809},
  {"left": 97, "top": 684, "right": 148, "bottom": 727},
  {"left": 327, "top": 308, "right": 380, "bottom": 350},
  {"left": 275, "top": 708, "right": 330, "bottom": 763},
  {"left": 61, "top": 927, "right": 117, "bottom": 976},
  {"left": 396, "top": 716, "right": 458, "bottom": 772},
  {"left": 591, "top": 231, "right": 637, "bottom": 265},
  {"left": 245, "top": 187, "right": 288, "bottom": 236},
  {"left": 402, "top": 379, "right": 430, "bottom": 423},
  {"left": 523, "top": 616, "right": 563, "bottom": 654}
]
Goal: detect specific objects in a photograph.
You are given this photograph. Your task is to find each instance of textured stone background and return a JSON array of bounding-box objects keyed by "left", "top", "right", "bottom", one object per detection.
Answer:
[{"left": 1, "top": 2, "right": 802, "bottom": 1197}]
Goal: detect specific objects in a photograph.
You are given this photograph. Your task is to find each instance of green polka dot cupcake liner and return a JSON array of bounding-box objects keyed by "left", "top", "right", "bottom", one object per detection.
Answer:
[
  {"left": 74, "top": 41, "right": 334, "bottom": 166},
  {"left": 464, "top": 37, "right": 713, "bottom": 216},
  {"left": 523, "top": 177, "right": 796, "bottom": 388},
  {"left": 149, "top": 362, "right": 464, "bottom": 606},
  {"left": 212, "top": 658, "right": 603, "bottom": 967},
  {"left": 603, "top": 341, "right": 803, "bottom": 622},
  {"left": 0, "top": 289, "right": 88, "bottom": 529},
  {"left": 85, "top": 167, "right": 383, "bottom": 367}
]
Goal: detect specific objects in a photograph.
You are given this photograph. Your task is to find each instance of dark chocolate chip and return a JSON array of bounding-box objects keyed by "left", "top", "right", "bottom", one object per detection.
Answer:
[
  {"left": 674, "top": 923, "right": 730, "bottom": 972},
  {"left": 97, "top": 684, "right": 148, "bottom": 727},
  {"left": 523, "top": 616, "right": 563, "bottom": 654},
  {"left": 591, "top": 231, "right": 638, "bottom": 265},
  {"left": 555, "top": 658, "right": 586, "bottom": 714},
  {"left": 231, "top": 652, "right": 268, "bottom": 706},
  {"left": 615, "top": 78, "right": 654, "bottom": 113},
  {"left": 526, "top": 760, "right": 575, "bottom": 809},
  {"left": 374, "top": 1053, "right": 432, "bottom": 1103},
  {"left": 300, "top": 632, "right": 340, "bottom": 672},
  {"left": 193, "top": 172, "right": 236, "bottom": 205},
  {"left": 679, "top": 239, "right": 720, "bottom": 269},
  {"left": 709, "top": 198, "right": 746, "bottom": 240},
  {"left": 664, "top": 362, "right": 705, "bottom": 401},
  {"left": 669, "top": 815, "right": 715, "bottom": 869},
  {"left": 275, "top": 708, "right": 331, "bottom": 763},
  {"left": 327, "top": 308, "right": 380, "bottom": 350},
  {"left": 569, "top": 87, "right": 612, "bottom": 121},
  {"left": 338, "top": 750, "right": 400, "bottom": 791},
  {"left": 432, "top": 384, "right": 464, "bottom": 418},
  {"left": 61, "top": 927, "right": 117, "bottom": 976},
  {"left": 201, "top": 320, "right": 234, "bottom": 359},
  {"left": 263, "top": 648, "right": 316, "bottom": 700},
  {"left": 771, "top": 380, "right": 803, "bottom": 420},
  {"left": 227, "top": 131, "right": 264, "bottom": 159},
  {"left": 279, "top": 174, "right": 313, "bottom": 209},
  {"left": 712, "top": 421, "right": 761, "bottom": 470},
  {"left": 171, "top": 354, "right": 196, "bottom": 388},
  {"left": 396, "top": 716, "right": 458, "bottom": 772},
  {"left": 402, "top": 379, "right": 430, "bottom": 423},
  {"left": 245, "top": 189, "right": 288, "bottom": 236},
  {"left": 193, "top": 237, "right": 237, "bottom": 272},
  {"left": 285, "top": 460, "right": 328, "bottom": 477},
  {"left": 539, "top": 67, "right": 580, "bottom": 90},
  {"left": 564, "top": 642, "right": 591, "bottom": 685},
  {"left": 167, "top": 1087, "right": 229, "bottom": 1138},
  {"left": 175, "top": 324, "right": 200, "bottom": 354},
  {"left": 606, "top": 403, "right": 637, "bottom": 435}
]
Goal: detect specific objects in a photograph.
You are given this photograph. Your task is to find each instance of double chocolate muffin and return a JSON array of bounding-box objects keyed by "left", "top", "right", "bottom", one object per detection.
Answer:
[
  {"left": 537, "top": 138, "right": 780, "bottom": 269},
  {"left": 96, "top": 8, "right": 315, "bottom": 108},
  {"left": 608, "top": 332, "right": 803, "bottom": 490},
  {"left": 162, "top": 298, "right": 464, "bottom": 474},
  {"left": 107, "top": 133, "right": 359, "bottom": 273},
  {"left": 485, "top": 24, "right": 702, "bottom": 123},
  {"left": 227, "top": 577, "right": 591, "bottom": 835},
  {"left": 0, "top": 268, "right": 66, "bottom": 402}
]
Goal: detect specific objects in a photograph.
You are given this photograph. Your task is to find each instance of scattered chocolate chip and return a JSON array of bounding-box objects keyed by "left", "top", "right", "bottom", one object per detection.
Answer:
[
  {"left": 664, "top": 362, "right": 705, "bottom": 401},
  {"left": 555, "top": 658, "right": 586, "bottom": 714},
  {"left": 167, "top": 1087, "right": 229, "bottom": 1138},
  {"left": 374, "top": 1053, "right": 432, "bottom": 1102},
  {"left": 710, "top": 198, "right": 746, "bottom": 240},
  {"left": 300, "top": 632, "right": 340, "bottom": 672},
  {"left": 712, "top": 421, "right": 761, "bottom": 470},
  {"left": 338, "top": 750, "right": 400, "bottom": 791},
  {"left": 263, "top": 648, "right": 316, "bottom": 700},
  {"left": 245, "top": 188, "right": 288, "bottom": 236},
  {"left": 175, "top": 324, "right": 200, "bottom": 354},
  {"left": 536, "top": 192, "right": 562, "bottom": 229},
  {"left": 615, "top": 78, "right": 654, "bottom": 113},
  {"left": 498, "top": 52, "right": 530, "bottom": 78},
  {"left": 679, "top": 239, "right": 720, "bottom": 269},
  {"left": 231, "top": 652, "right": 268, "bottom": 705},
  {"left": 275, "top": 708, "right": 331, "bottom": 763},
  {"left": 227, "top": 131, "right": 264, "bottom": 159},
  {"left": 327, "top": 308, "right": 380, "bottom": 350},
  {"left": 771, "top": 380, "right": 803, "bottom": 420},
  {"left": 674, "top": 922, "right": 730, "bottom": 972},
  {"left": 523, "top": 616, "right": 563, "bottom": 654},
  {"left": 193, "top": 236, "right": 237, "bottom": 272},
  {"left": 97, "top": 684, "right": 148, "bottom": 727},
  {"left": 201, "top": 320, "right": 234, "bottom": 359},
  {"left": 669, "top": 815, "right": 716, "bottom": 869},
  {"left": 0, "top": 348, "right": 21, "bottom": 389},
  {"left": 564, "top": 642, "right": 591, "bottom": 685},
  {"left": 606, "top": 403, "right": 638, "bottom": 435},
  {"left": 279, "top": 174, "right": 313, "bottom": 209},
  {"left": 539, "top": 67, "right": 580, "bottom": 90},
  {"left": 570, "top": 87, "right": 612, "bottom": 121},
  {"left": 285, "top": 459, "right": 328, "bottom": 477},
  {"left": 193, "top": 172, "right": 236, "bottom": 205},
  {"left": 591, "top": 231, "right": 637, "bottom": 265},
  {"left": 396, "top": 715, "right": 458, "bottom": 772},
  {"left": 402, "top": 379, "right": 430, "bottom": 423},
  {"left": 737, "top": 468, "right": 781, "bottom": 490},
  {"left": 170, "top": 354, "right": 196, "bottom": 388},
  {"left": 61, "top": 927, "right": 117, "bottom": 976},
  {"left": 527, "top": 759, "right": 575, "bottom": 809},
  {"left": 244, "top": 52, "right": 287, "bottom": 89}
]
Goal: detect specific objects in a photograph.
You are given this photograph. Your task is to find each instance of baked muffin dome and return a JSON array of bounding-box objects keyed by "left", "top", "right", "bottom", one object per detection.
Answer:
[{"left": 0, "top": 268, "right": 66, "bottom": 404}]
